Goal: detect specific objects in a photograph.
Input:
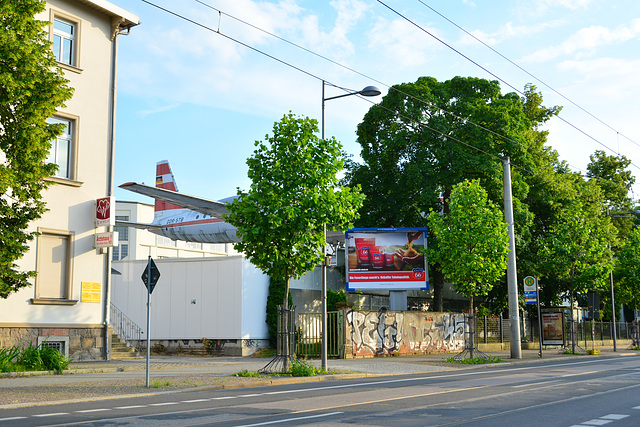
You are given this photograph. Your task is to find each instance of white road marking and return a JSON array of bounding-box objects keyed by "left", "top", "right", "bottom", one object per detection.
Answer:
[
  {"left": 33, "top": 413, "right": 69, "bottom": 417},
  {"left": 0, "top": 417, "right": 27, "bottom": 422},
  {"left": 149, "top": 402, "right": 180, "bottom": 406},
  {"left": 600, "top": 414, "right": 629, "bottom": 420},
  {"left": 114, "top": 405, "right": 147, "bottom": 409},
  {"left": 238, "top": 394, "right": 262, "bottom": 397},
  {"left": 236, "top": 411, "right": 344, "bottom": 427},
  {"left": 180, "top": 399, "right": 210, "bottom": 403},
  {"left": 75, "top": 408, "right": 112, "bottom": 413},
  {"left": 580, "top": 419, "right": 613, "bottom": 425},
  {"left": 512, "top": 380, "right": 560, "bottom": 388}
]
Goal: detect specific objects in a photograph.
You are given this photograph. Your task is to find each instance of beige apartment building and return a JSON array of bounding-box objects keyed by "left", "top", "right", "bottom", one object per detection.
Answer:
[{"left": 0, "top": 0, "right": 139, "bottom": 360}]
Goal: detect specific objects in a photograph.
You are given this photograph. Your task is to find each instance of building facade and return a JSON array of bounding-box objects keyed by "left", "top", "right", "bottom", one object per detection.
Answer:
[{"left": 0, "top": 0, "right": 138, "bottom": 361}]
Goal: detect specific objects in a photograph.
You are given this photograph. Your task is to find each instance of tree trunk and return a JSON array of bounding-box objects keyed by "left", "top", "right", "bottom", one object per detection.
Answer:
[
  {"left": 283, "top": 278, "right": 290, "bottom": 372},
  {"left": 432, "top": 265, "right": 444, "bottom": 312}
]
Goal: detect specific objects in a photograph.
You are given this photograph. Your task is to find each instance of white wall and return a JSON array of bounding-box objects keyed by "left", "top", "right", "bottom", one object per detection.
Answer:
[{"left": 111, "top": 256, "right": 269, "bottom": 340}]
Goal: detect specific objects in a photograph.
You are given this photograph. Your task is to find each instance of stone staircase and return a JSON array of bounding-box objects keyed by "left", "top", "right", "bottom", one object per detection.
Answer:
[{"left": 110, "top": 333, "right": 141, "bottom": 360}]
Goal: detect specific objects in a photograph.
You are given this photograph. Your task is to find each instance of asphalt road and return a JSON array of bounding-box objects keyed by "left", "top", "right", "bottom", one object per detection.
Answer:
[{"left": 2, "top": 355, "right": 639, "bottom": 426}]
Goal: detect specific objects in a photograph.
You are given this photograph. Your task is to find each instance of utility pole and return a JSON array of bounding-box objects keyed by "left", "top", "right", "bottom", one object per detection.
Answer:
[{"left": 503, "top": 157, "right": 522, "bottom": 359}]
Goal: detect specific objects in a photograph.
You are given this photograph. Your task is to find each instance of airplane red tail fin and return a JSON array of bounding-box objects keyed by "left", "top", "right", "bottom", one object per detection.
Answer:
[{"left": 154, "top": 160, "right": 186, "bottom": 216}]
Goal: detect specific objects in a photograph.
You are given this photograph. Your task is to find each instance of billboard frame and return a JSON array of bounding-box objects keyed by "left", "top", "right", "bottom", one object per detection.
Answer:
[{"left": 345, "top": 227, "right": 429, "bottom": 291}]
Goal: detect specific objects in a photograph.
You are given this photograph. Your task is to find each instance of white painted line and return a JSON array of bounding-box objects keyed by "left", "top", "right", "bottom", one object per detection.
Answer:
[
  {"left": 212, "top": 396, "right": 236, "bottom": 400},
  {"left": 33, "top": 413, "right": 69, "bottom": 417},
  {"left": 238, "top": 394, "right": 262, "bottom": 397},
  {"left": 149, "top": 402, "right": 180, "bottom": 406},
  {"left": 76, "top": 408, "right": 112, "bottom": 413},
  {"left": 237, "top": 411, "right": 344, "bottom": 427},
  {"left": 512, "top": 380, "right": 560, "bottom": 388},
  {"left": 114, "top": 405, "right": 147, "bottom": 409},
  {"left": 634, "top": 406, "right": 640, "bottom": 410},
  {"left": 0, "top": 417, "right": 27, "bottom": 422},
  {"left": 580, "top": 420, "right": 613, "bottom": 425},
  {"left": 180, "top": 399, "right": 210, "bottom": 403},
  {"left": 600, "top": 414, "right": 629, "bottom": 420}
]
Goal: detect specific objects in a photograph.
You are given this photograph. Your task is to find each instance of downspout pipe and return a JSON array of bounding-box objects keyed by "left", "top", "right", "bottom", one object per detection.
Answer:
[{"left": 103, "top": 23, "right": 123, "bottom": 361}]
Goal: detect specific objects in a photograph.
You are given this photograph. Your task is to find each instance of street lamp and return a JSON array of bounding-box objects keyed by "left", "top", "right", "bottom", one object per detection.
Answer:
[
  {"left": 321, "top": 80, "right": 381, "bottom": 370},
  {"left": 607, "top": 209, "right": 640, "bottom": 352}
]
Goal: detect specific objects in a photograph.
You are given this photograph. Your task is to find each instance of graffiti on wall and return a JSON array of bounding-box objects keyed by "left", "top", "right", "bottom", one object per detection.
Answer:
[{"left": 346, "top": 309, "right": 467, "bottom": 357}]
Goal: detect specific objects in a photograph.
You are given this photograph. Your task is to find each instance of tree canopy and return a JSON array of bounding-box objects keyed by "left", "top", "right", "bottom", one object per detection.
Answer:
[
  {"left": 227, "top": 112, "right": 364, "bottom": 304},
  {"left": 0, "top": 0, "right": 73, "bottom": 298},
  {"left": 428, "top": 180, "right": 509, "bottom": 311}
]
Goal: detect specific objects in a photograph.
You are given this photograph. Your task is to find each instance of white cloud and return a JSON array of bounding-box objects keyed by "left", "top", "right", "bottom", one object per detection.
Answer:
[
  {"left": 457, "top": 20, "right": 564, "bottom": 46},
  {"left": 521, "top": 19, "right": 640, "bottom": 63},
  {"left": 367, "top": 17, "right": 441, "bottom": 69}
]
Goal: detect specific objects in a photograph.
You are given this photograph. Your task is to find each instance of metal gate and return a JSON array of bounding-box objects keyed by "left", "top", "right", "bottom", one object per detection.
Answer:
[{"left": 297, "top": 311, "right": 344, "bottom": 358}]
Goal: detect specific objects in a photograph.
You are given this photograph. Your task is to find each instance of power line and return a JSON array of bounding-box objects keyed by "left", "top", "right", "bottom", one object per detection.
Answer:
[
  {"left": 138, "top": 0, "right": 634, "bottom": 194},
  {"left": 375, "top": 0, "right": 640, "bottom": 172},
  {"left": 415, "top": 0, "right": 640, "bottom": 150}
]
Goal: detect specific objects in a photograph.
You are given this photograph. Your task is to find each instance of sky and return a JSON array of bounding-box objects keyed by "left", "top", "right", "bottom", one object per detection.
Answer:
[{"left": 108, "top": 0, "right": 640, "bottom": 205}]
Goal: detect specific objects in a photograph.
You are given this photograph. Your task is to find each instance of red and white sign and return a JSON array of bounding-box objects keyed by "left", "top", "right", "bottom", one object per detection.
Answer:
[
  {"left": 346, "top": 228, "right": 429, "bottom": 291},
  {"left": 95, "top": 231, "right": 118, "bottom": 248},
  {"left": 96, "top": 196, "right": 115, "bottom": 227}
]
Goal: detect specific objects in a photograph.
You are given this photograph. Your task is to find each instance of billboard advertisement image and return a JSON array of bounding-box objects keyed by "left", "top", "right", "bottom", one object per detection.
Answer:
[
  {"left": 542, "top": 312, "right": 564, "bottom": 345},
  {"left": 346, "top": 228, "right": 429, "bottom": 291}
]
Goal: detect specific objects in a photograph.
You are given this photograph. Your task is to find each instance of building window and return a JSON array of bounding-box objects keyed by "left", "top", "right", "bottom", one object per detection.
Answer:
[
  {"left": 52, "top": 18, "right": 75, "bottom": 65},
  {"left": 35, "top": 230, "right": 74, "bottom": 301},
  {"left": 47, "top": 117, "right": 74, "bottom": 179},
  {"left": 113, "top": 216, "right": 129, "bottom": 261}
]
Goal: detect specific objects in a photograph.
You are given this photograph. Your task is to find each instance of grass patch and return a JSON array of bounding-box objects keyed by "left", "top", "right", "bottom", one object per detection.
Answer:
[
  {"left": 234, "top": 369, "right": 265, "bottom": 378},
  {"left": 1, "top": 342, "right": 71, "bottom": 373},
  {"left": 442, "top": 355, "right": 505, "bottom": 364},
  {"left": 251, "top": 348, "right": 276, "bottom": 358},
  {"left": 288, "top": 358, "right": 328, "bottom": 376},
  {"left": 152, "top": 381, "right": 171, "bottom": 388}
]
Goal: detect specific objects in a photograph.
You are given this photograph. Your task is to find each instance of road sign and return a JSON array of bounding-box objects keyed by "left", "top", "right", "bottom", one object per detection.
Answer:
[
  {"left": 524, "top": 276, "right": 537, "bottom": 292},
  {"left": 141, "top": 258, "right": 160, "bottom": 294}
]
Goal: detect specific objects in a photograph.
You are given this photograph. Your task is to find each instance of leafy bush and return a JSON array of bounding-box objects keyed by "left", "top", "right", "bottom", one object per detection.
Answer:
[
  {"left": 234, "top": 369, "right": 264, "bottom": 378},
  {"left": 1, "top": 342, "right": 70, "bottom": 373},
  {"left": 288, "top": 358, "right": 327, "bottom": 376}
]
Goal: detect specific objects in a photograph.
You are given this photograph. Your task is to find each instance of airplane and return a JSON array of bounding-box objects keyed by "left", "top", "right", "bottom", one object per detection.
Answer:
[
  {"left": 117, "top": 160, "right": 345, "bottom": 246},
  {"left": 117, "top": 160, "right": 240, "bottom": 243}
]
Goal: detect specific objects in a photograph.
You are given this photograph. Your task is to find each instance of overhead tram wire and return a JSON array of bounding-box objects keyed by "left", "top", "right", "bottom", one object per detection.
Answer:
[
  {"left": 375, "top": 0, "right": 640, "bottom": 172},
  {"left": 416, "top": 0, "right": 640, "bottom": 150},
  {"left": 191, "top": 0, "right": 630, "bottom": 179},
  {"left": 140, "top": 0, "right": 631, "bottom": 191}
]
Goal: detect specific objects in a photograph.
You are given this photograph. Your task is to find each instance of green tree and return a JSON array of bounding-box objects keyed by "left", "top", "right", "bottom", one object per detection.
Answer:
[
  {"left": 614, "top": 227, "right": 640, "bottom": 316},
  {"left": 539, "top": 191, "right": 615, "bottom": 308},
  {"left": 226, "top": 113, "right": 364, "bottom": 354},
  {"left": 345, "top": 77, "right": 557, "bottom": 311},
  {"left": 0, "top": 0, "right": 73, "bottom": 298},
  {"left": 427, "top": 180, "right": 509, "bottom": 311}
]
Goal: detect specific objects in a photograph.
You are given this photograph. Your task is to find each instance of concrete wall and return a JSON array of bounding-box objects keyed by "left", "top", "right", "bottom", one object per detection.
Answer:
[{"left": 344, "top": 309, "right": 466, "bottom": 358}]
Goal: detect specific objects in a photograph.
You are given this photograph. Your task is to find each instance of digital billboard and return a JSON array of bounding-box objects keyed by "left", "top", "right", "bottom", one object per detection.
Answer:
[{"left": 345, "top": 228, "right": 429, "bottom": 291}]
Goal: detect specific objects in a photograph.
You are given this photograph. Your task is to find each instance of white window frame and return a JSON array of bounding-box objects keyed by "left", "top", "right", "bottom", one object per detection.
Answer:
[
  {"left": 48, "top": 9, "right": 81, "bottom": 71},
  {"left": 47, "top": 114, "right": 79, "bottom": 183}
]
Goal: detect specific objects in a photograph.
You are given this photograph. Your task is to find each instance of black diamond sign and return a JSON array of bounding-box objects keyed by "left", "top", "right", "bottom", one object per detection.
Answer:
[{"left": 141, "top": 258, "right": 161, "bottom": 294}]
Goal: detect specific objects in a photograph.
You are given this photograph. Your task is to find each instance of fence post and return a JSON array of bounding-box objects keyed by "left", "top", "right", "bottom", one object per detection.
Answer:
[{"left": 500, "top": 314, "right": 504, "bottom": 344}]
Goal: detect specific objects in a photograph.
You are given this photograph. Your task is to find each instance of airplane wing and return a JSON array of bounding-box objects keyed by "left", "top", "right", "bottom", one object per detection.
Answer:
[
  {"left": 119, "top": 182, "right": 230, "bottom": 217},
  {"left": 115, "top": 220, "right": 164, "bottom": 231}
]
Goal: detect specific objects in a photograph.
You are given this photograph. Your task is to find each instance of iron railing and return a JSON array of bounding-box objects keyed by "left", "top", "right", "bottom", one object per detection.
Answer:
[
  {"left": 297, "top": 311, "right": 343, "bottom": 358},
  {"left": 110, "top": 303, "right": 143, "bottom": 351}
]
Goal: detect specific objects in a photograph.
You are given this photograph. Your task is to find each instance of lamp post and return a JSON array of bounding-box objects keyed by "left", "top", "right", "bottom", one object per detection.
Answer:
[
  {"left": 321, "top": 80, "right": 380, "bottom": 370},
  {"left": 607, "top": 209, "right": 640, "bottom": 352}
]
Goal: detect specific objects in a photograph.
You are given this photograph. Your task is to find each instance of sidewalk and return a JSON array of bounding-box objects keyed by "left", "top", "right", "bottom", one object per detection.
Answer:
[{"left": 0, "top": 347, "right": 637, "bottom": 409}]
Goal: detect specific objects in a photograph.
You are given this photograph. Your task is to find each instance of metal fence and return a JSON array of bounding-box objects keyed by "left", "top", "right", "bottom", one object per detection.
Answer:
[
  {"left": 297, "top": 311, "right": 344, "bottom": 358},
  {"left": 475, "top": 313, "right": 635, "bottom": 346}
]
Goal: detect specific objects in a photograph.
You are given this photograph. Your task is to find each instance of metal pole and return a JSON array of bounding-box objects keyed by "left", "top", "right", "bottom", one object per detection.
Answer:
[
  {"left": 145, "top": 255, "right": 151, "bottom": 388},
  {"left": 321, "top": 223, "right": 328, "bottom": 370},
  {"left": 610, "top": 268, "right": 617, "bottom": 351},
  {"left": 503, "top": 157, "right": 522, "bottom": 358},
  {"left": 536, "top": 282, "right": 543, "bottom": 358}
]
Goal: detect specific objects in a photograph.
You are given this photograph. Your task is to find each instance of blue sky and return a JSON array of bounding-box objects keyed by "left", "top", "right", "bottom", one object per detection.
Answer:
[{"left": 109, "top": 0, "right": 640, "bottom": 204}]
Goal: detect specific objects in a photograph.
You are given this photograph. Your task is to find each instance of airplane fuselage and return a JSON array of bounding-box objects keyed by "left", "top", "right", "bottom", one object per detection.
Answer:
[{"left": 155, "top": 209, "right": 240, "bottom": 243}]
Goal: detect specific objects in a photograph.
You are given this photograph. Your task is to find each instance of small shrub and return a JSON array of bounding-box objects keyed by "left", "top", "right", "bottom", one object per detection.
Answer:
[
  {"left": 288, "top": 358, "right": 327, "bottom": 376},
  {"left": 40, "top": 346, "right": 71, "bottom": 371},
  {"left": 0, "top": 346, "right": 20, "bottom": 372},
  {"left": 234, "top": 369, "right": 264, "bottom": 378},
  {"left": 152, "top": 380, "right": 171, "bottom": 388},
  {"left": 152, "top": 342, "right": 166, "bottom": 354},
  {"left": 17, "top": 343, "right": 44, "bottom": 371}
]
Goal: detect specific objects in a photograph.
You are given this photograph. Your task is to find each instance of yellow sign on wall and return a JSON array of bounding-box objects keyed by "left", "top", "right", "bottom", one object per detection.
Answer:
[{"left": 81, "top": 282, "right": 101, "bottom": 303}]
